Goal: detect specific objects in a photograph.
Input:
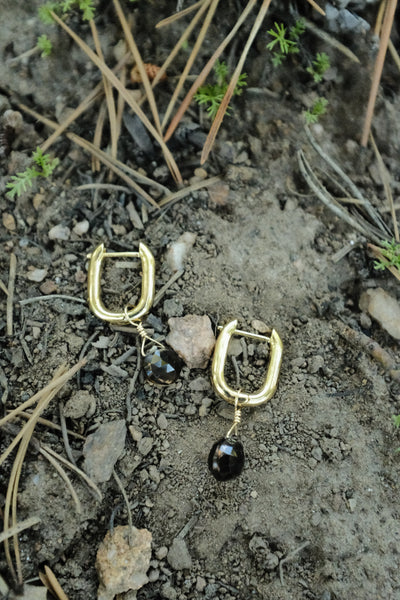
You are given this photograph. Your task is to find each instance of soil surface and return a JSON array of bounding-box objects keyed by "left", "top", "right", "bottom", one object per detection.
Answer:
[{"left": 1, "top": 2, "right": 400, "bottom": 600}]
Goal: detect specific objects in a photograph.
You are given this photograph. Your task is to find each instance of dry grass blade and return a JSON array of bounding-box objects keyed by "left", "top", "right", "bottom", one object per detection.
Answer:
[
  {"left": 18, "top": 102, "right": 164, "bottom": 207},
  {"left": 164, "top": 0, "right": 258, "bottom": 142},
  {"left": 6, "top": 253, "right": 16, "bottom": 337},
  {"left": 38, "top": 446, "right": 82, "bottom": 513},
  {"left": 370, "top": 133, "right": 399, "bottom": 241},
  {"left": 90, "top": 19, "right": 119, "bottom": 162},
  {"left": 303, "top": 17, "right": 359, "bottom": 63},
  {"left": 361, "top": 0, "right": 397, "bottom": 146},
  {"left": 0, "top": 517, "right": 40, "bottom": 544},
  {"left": 153, "top": 0, "right": 211, "bottom": 90},
  {"left": 113, "top": 0, "right": 162, "bottom": 135},
  {"left": 50, "top": 11, "right": 182, "bottom": 184},
  {"left": 161, "top": 0, "right": 219, "bottom": 131},
  {"left": 43, "top": 565, "right": 70, "bottom": 600},
  {"left": 305, "top": 0, "right": 325, "bottom": 15},
  {"left": 156, "top": 0, "right": 206, "bottom": 27},
  {"left": 14, "top": 410, "right": 86, "bottom": 439},
  {"left": 2, "top": 360, "right": 86, "bottom": 583},
  {"left": 201, "top": 0, "right": 273, "bottom": 164},
  {"left": 158, "top": 175, "right": 220, "bottom": 207},
  {"left": 92, "top": 100, "right": 107, "bottom": 171},
  {"left": 388, "top": 38, "right": 400, "bottom": 71}
]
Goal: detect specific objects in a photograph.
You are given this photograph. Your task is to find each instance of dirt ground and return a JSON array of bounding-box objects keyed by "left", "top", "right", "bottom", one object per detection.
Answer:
[{"left": 1, "top": 1, "right": 400, "bottom": 599}]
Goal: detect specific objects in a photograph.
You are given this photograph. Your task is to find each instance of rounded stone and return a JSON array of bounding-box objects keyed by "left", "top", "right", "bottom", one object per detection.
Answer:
[
  {"left": 208, "top": 437, "right": 245, "bottom": 481},
  {"left": 143, "top": 346, "right": 183, "bottom": 385}
]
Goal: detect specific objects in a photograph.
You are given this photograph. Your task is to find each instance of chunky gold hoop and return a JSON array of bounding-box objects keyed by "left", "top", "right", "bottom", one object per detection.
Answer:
[
  {"left": 87, "top": 243, "right": 155, "bottom": 324},
  {"left": 211, "top": 319, "right": 283, "bottom": 407}
]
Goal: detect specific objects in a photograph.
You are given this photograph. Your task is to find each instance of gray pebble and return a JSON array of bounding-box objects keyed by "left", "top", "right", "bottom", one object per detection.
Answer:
[
  {"left": 157, "top": 413, "right": 168, "bottom": 430},
  {"left": 307, "top": 355, "right": 325, "bottom": 374},
  {"left": 156, "top": 546, "right": 168, "bottom": 560},
  {"left": 83, "top": 420, "right": 126, "bottom": 483},
  {"left": 167, "top": 538, "right": 192, "bottom": 570},
  {"left": 161, "top": 583, "right": 178, "bottom": 600},
  {"left": 138, "top": 436, "right": 154, "bottom": 456},
  {"left": 311, "top": 446, "right": 323, "bottom": 461}
]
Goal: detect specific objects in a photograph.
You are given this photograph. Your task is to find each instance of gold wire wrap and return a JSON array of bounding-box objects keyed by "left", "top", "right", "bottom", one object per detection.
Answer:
[
  {"left": 123, "top": 306, "right": 164, "bottom": 356},
  {"left": 226, "top": 395, "right": 249, "bottom": 438}
]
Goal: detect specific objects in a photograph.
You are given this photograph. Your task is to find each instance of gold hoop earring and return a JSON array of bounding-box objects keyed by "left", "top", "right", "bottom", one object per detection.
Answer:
[
  {"left": 87, "top": 243, "right": 183, "bottom": 385},
  {"left": 208, "top": 319, "right": 283, "bottom": 481}
]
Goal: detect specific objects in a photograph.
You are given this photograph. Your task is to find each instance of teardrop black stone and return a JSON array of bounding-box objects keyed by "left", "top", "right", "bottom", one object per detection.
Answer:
[
  {"left": 143, "top": 346, "right": 183, "bottom": 385},
  {"left": 208, "top": 437, "right": 245, "bottom": 481}
]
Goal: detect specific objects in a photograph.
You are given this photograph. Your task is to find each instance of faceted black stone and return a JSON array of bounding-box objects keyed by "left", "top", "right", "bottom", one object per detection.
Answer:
[
  {"left": 208, "top": 437, "right": 245, "bottom": 481},
  {"left": 143, "top": 346, "right": 183, "bottom": 385}
]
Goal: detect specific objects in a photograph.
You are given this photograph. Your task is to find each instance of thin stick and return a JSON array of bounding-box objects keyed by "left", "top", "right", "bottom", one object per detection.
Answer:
[
  {"left": 39, "top": 446, "right": 82, "bottom": 514},
  {"left": 369, "top": 133, "right": 399, "bottom": 241},
  {"left": 92, "top": 100, "right": 107, "bottom": 172},
  {"left": 361, "top": 0, "right": 398, "bottom": 146},
  {"left": 388, "top": 38, "right": 400, "bottom": 72},
  {"left": 13, "top": 410, "right": 86, "bottom": 439},
  {"left": 158, "top": 175, "right": 220, "bottom": 207},
  {"left": 50, "top": 11, "right": 182, "bottom": 184},
  {"left": 19, "top": 294, "right": 86, "bottom": 306},
  {"left": 0, "top": 516, "right": 41, "bottom": 543},
  {"left": 113, "top": 470, "right": 134, "bottom": 544},
  {"left": 18, "top": 102, "right": 162, "bottom": 207},
  {"left": 156, "top": 0, "right": 206, "bottom": 27},
  {"left": 161, "top": 0, "right": 218, "bottom": 130},
  {"left": 44, "top": 565, "right": 70, "bottom": 600},
  {"left": 305, "top": 0, "right": 325, "bottom": 15},
  {"left": 59, "top": 401, "right": 77, "bottom": 467},
  {"left": 113, "top": 0, "right": 162, "bottom": 135},
  {"left": 153, "top": 0, "right": 210, "bottom": 89},
  {"left": 164, "top": 0, "right": 258, "bottom": 142},
  {"left": 7, "top": 253, "right": 17, "bottom": 337},
  {"left": 90, "top": 19, "right": 119, "bottom": 162},
  {"left": 303, "top": 17, "right": 359, "bottom": 63},
  {"left": 153, "top": 270, "right": 185, "bottom": 306},
  {"left": 201, "top": 0, "right": 272, "bottom": 164}
]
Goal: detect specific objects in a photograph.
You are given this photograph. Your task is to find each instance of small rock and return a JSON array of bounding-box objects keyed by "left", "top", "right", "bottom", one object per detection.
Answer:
[
  {"left": 155, "top": 546, "right": 168, "bottom": 560},
  {"left": 308, "top": 355, "right": 325, "bottom": 374},
  {"left": 311, "top": 446, "right": 323, "bottom": 462},
  {"left": 167, "top": 538, "right": 192, "bottom": 571},
  {"left": 129, "top": 425, "right": 143, "bottom": 442},
  {"left": 166, "top": 232, "right": 197, "bottom": 273},
  {"left": 208, "top": 181, "right": 230, "bottom": 206},
  {"left": 73, "top": 219, "right": 89, "bottom": 236},
  {"left": 157, "top": 413, "right": 168, "bottom": 430},
  {"left": 196, "top": 576, "right": 207, "bottom": 592},
  {"left": 2, "top": 212, "right": 16, "bottom": 231},
  {"left": 251, "top": 319, "right": 270, "bottom": 334},
  {"left": 348, "top": 497, "right": 357, "bottom": 512},
  {"left": 27, "top": 268, "right": 48, "bottom": 282},
  {"left": 166, "top": 315, "right": 216, "bottom": 369},
  {"left": 83, "top": 420, "right": 126, "bottom": 483},
  {"left": 359, "top": 287, "right": 400, "bottom": 340},
  {"left": 161, "top": 584, "right": 178, "bottom": 600},
  {"left": 138, "top": 436, "right": 153, "bottom": 456},
  {"left": 189, "top": 376, "right": 211, "bottom": 392},
  {"left": 48, "top": 224, "right": 71, "bottom": 241},
  {"left": 148, "top": 464, "right": 160, "bottom": 485},
  {"left": 39, "top": 280, "right": 58, "bottom": 294},
  {"left": 163, "top": 298, "right": 184, "bottom": 318},
  {"left": 63, "top": 390, "right": 96, "bottom": 419},
  {"left": 96, "top": 525, "right": 152, "bottom": 600}
]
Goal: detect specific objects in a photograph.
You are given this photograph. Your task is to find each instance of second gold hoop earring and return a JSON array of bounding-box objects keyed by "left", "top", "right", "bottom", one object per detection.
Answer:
[
  {"left": 208, "top": 319, "right": 283, "bottom": 481},
  {"left": 87, "top": 242, "right": 183, "bottom": 385}
]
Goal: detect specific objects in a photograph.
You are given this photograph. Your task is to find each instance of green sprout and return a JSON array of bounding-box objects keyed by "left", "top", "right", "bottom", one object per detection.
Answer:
[
  {"left": 194, "top": 60, "right": 247, "bottom": 120},
  {"left": 307, "top": 52, "right": 330, "bottom": 83},
  {"left": 6, "top": 148, "right": 59, "bottom": 199},
  {"left": 374, "top": 239, "right": 400, "bottom": 272},
  {"left": 39, "top": 0, "right": 95, "bottom": 23},
  {"left": 37, "top": 34, "right": 53, "bottom": 57},
  {"left": 304, "top": 97, "right": 328, "bottom": 124},
  {"left": 266, "top": 19, "right": 305, "bottom": 67}
]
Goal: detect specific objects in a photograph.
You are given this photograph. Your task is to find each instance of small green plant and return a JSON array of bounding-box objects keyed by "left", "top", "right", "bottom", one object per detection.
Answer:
[
  {"left": 37, "top": 34, "right": 53, "bottom": 57},
  {"left": 306, "top": 52, "right": 330, "bottom": 83},
  {"left": 266, "top": 19, "right": 305, "bottom": 67},
  {"left": 304, "top": 97, "right": 328, "bottom": 124},
  {"left": 373, "top": 239, "right": 400, "bottom": 272},
  {"left": 194, "top": 60, "right": 247, "bottom": 120},
  {"left": 39, "top": 0, "right": 95, "bottom": 23},
  {"left": 6, "top": 148, "right": 59, "bottom": 199}
]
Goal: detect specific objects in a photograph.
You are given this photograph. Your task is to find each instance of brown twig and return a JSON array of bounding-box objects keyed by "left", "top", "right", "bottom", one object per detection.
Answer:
[
  {"left": 6, "top": 253, "right": 16, "bottom": 337},
  {"left": 361, "top": 0, "right": 398, "bottom": 146}
]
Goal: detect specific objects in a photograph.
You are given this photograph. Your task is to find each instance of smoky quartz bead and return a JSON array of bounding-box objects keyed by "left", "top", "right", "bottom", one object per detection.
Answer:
[
  {"left": 208, "top": 437, "right": 245, "bottom": 481},
  {"left": 143, "top": 346, "right": 183, "bottom": 385}
]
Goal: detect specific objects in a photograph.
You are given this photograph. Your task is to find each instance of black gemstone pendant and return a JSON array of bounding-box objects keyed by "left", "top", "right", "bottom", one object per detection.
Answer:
[
  {"left": 143, "top": 346, "right": 183, "bottom": 385},
  {"left": 208, "top": 437, "right": 245, "bottom": 481}
]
